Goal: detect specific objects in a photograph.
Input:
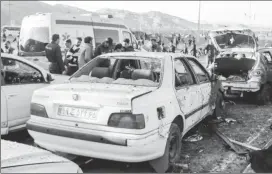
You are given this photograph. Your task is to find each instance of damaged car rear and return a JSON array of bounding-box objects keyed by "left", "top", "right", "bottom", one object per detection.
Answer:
[{"left": 209, "top": 28, "right": 271, "bottom": 105}]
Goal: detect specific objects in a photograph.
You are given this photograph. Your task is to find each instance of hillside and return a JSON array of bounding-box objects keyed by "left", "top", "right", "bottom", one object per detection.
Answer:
[
  {"left": 1, "top": 1, "right": 216, "bottom": 33},
  {"left": 1, "top": 1, "right": 89, "bottom": 26}
]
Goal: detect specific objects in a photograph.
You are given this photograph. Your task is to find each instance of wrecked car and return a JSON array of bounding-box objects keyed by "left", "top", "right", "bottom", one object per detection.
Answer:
[
  {"left": 26, "top": 52, "right": 224, "bottom": 172},
  {"left": 1, "top": 53, "right": 69, "bottom": 136},
  {"left": 1, "top": 140, "right": 82, "bottom": 173},
  {"left": 209, "top": 28, "right": 271, "bottom": 105}
]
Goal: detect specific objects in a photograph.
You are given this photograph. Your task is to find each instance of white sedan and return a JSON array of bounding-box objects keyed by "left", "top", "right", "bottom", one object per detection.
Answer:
[
  {"left": 27, "top": 52, "right": 224, "bottom": 172},
  {"left": 1, "top": 140, "right": 82, "bottom": 173},
  {"left": 1, "top": 53, "right": 69, "bottom": 135}
]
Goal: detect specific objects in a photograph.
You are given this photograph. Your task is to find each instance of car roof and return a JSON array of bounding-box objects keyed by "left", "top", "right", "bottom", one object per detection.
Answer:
[
  {"left": 98, "top": 52, "right": 196, "bottom": 60},
  {"left": 1, "top": 53, "right": 48, "bottom": 74}
]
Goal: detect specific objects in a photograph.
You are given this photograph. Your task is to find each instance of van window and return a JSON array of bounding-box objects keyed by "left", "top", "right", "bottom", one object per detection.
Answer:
[
  {"left": 122, "top": 31, "right": 132, "bottom": 43},
  {"left": 93, "top": 29, "right": 119, "bottom": 47},
  {"left": 19, "top": 26, "right": 49, "bottom": 53}
]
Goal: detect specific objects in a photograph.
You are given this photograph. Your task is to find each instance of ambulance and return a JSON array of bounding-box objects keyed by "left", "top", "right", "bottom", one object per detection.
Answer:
[{"left": 18, "top": 12, "right": 139, "bottom": 69}]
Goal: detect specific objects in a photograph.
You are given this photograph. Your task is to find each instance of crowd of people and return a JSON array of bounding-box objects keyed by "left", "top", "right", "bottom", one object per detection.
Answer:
[{"left": 44, "top": 33, "right": 219, "bottom": 75}]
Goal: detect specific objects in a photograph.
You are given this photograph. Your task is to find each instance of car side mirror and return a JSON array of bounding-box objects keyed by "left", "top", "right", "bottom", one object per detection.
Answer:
[{"left": 46, "top": 73, "right": 54, "bottom": 82}]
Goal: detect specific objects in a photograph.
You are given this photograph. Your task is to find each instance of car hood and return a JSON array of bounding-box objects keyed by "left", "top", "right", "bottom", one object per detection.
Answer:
[{"left": 1, "top": 140, "right": 69, "bottom": 168}]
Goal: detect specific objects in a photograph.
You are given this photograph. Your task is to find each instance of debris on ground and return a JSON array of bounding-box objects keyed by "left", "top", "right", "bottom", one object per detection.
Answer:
[
  {"left": 171, "top": 163, "right": 189, "bottom": 170},
  {"left": 226, "top": 100, "right": 236, "bottom": 105},
  {"left": 184, "top": 134, "right": 203, "bottom": 142},
  {"left": 225, "top": 118, "right": 237, "bottom": 124},
  {"left": 211, "top": 126, "right": 248, "bottom": 155}
]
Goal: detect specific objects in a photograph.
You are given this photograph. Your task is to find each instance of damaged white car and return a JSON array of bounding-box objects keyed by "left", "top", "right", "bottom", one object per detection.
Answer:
[
  {"left": 26, "top": 52, "right": 223, "bottom": 172},
  {"left": 209, "top": 28, "right": 272, "bottom": 105}
]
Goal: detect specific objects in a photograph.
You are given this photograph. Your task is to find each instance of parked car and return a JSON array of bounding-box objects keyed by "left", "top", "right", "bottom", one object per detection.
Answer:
[
  {"left": 209, "top": 28, "right": 272, "bottom": 105},
  {"left": 1, "top": 139, "right": 82, "bottom": 173},
  {"left": 27, "top": 52, "right": 224, "bottom": 172},
  {"left": 1, "top": 53, "right": 69, "bottom": 135},
  {"left": 258, "top": 47, "right": 272, "bottom": 82}
]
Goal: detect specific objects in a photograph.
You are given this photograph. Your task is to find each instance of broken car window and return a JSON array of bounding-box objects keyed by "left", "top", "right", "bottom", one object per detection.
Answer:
[
  {"left": 187, "top": 59, "right": 210, "bottom": 83},
  {"left": 71, "top": 56, "right": 163, "bottom": 87},
  {"left": 174, "top": 59, "right": 195, "bottom": 87},
  {"left": 1, "top": 57, "right": 44, "bottom": 85}
]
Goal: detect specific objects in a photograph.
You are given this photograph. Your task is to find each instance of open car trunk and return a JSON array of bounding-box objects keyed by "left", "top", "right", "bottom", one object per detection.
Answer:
[{"left": 214, "top": 56, "right": 256, "bottom": 79}]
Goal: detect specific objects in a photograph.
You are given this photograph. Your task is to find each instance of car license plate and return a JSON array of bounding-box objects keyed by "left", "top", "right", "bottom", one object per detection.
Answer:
[{"left": 57, "top": 105, "right": 97, "bottom": 120}]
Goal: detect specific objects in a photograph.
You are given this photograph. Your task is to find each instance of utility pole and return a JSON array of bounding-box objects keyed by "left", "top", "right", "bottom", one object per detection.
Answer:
[
  {"left": 197, "top": 1, "right": 201, "bottom": 42},
  {"left": 8, "top": 1, "right": 11, "bottom": 25}
]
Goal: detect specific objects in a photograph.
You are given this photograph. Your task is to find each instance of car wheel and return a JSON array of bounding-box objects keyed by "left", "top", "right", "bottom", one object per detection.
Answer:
[
  {"left": 167, "top": 123, "right": 182, "bottom": 165},
  {"left": 149, "top": 122, "right": 182, "bottom": 173},
  {"left": 256, "top": 84, "right": 271, "bottom": 105}
]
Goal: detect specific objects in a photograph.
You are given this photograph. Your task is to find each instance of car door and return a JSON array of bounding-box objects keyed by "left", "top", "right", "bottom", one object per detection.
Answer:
[
  {"left": 186, "top": 58, "right": 212, "bottom": 120},
  {"left": 1, "top": 57, "right": 48, "bottom": 129},
  {"left": 262, "top": 50, "right": 272, "bottom": 82},
  {"left": 1, "top": 88, "right": 8, "bottom": 133},
  {"left": 174, "top": 58, "right": 201, "bottom": 129}
]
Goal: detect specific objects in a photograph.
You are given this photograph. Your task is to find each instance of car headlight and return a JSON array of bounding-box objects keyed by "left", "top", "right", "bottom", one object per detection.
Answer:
[
  {"left": 108, "top": 113, "right": 145, "bottom": 129},
  {"left": 30, "top": 103, "right": 48, "bottom": 118}
]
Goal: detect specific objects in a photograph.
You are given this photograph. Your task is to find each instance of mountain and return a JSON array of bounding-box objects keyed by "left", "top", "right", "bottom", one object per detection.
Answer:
[
  {"left": 1, "top": 1, "right": 89, "bottom": 26},
  {"left": 3, "top": 1, "right": 264, "bottom": 34},
  {"left": 96, "top": 8, "right": 214, "bottom": 33}
]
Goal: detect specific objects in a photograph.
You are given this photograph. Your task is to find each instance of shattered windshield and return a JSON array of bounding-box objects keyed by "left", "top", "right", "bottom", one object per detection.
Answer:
[
  {"left": 70, "top": 56, "right": 163, "bottom": 87},
  {"left": 214, "top": 33, "right": 255, "bottom": 49}
]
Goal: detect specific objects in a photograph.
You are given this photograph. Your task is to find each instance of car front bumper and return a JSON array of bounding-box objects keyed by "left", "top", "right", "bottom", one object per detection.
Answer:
[{"left": 27, "top": 118, "right": 167, "bottom": 163}]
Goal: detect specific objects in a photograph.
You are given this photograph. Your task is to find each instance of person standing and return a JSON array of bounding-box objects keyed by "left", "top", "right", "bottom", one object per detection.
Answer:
[
  {"left": 4, "top": 41, "right": 15, "bottom": 54},
  {"left": 63, "top": 39, "right": 72, "bottom": 68},
  {"left": 122, "top": 38, "right": 134, "bottom": 52},
  {"left": 151, "top": 38, "right": 162, "bottom": 52},
  {"left": 204, "top": 39, "right": 216, "bottom": 68},
  {"left": 66, "top": 37, "right": 82, "bottom": 75},
  {"left": 45, "top": 34, "right": 65, "bottom": 74},
  {"left": 94, "top": 37, "right": 113, "bottom": 58},
  {"left": 78, "top": 36, "right": 93, "bottom": 69}
]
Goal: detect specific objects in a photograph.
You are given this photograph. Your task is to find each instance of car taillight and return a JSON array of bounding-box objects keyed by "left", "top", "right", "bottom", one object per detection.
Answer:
[
  {"left": 1, "top": 121, "right": 8, "bottom": 128},
  {"left": 30, "top": 103, "right": 48, "bottom": 118},
  {"left": 249, "top": 70, "right": 262, "bottom": 79},
  {"left": 108, "top": 113, "right": 145, "bottom": 129}
]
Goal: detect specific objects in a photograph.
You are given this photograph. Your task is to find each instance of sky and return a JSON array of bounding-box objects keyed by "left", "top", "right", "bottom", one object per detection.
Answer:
[{"left": 41, "top": 1, "right": 272, "bottom": 27}]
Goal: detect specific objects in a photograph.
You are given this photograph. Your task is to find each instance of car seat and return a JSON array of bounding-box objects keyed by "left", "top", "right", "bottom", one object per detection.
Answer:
[
  {"left": 90, "top": 67, "right": 110, "bottom": 79},
  {"left": 131, "top": 69, "right": 155, "bottom": 81}
]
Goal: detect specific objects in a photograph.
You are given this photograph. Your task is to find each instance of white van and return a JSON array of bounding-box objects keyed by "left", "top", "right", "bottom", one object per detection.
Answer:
[{"left": 18, "top": 13, "right": 138, "bottom": 69}]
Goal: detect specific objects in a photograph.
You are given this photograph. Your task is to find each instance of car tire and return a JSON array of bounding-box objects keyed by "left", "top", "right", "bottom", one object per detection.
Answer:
[
  {"left": 256, "top": 84, "right": 271, "bottom": 105},
  {"left": 167, "top": 123, "right": 182, "bottom": 166}
]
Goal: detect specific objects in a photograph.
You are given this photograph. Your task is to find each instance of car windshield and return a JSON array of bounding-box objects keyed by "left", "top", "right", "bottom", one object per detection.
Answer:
[
  {"left": 70, "top": 56, "right": 163, "bottom": 87},
  {"left": 214, "top": 33, "right": 255, "bottom": 49}
]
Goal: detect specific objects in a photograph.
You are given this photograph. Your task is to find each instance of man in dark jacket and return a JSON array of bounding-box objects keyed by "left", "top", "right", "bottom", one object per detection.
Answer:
[
  {"left": 151, "top": 38, "right": 162, "bottom": 52},
  {"left": 204, "top": 39, "right": 216, "bottom": 68},
  {"left": 94, "top": 37, "right": 113, "bottom": 58},
  {"left": 122, "top": 38, "right": 134, "bottom": 52},
  {"left": 45, "top": 34, "right": 65, "bottom": 74}
]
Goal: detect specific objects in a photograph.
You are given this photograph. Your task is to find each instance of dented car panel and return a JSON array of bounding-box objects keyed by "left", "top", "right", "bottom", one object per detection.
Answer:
[{"left": 26, "top": 52, "right": 222, "bottom": 163}]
